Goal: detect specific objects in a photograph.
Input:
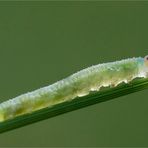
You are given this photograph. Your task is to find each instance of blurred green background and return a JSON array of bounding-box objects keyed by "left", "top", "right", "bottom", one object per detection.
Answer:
[{"left": 0, "top": 1, "right": 148, "bottom": 147}]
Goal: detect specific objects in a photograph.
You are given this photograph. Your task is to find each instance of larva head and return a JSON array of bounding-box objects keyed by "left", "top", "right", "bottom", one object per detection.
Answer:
[
  {"left": 144, "top": 55, "right": 148, "bottom": 66},
  {"left": 142, "top": 55, "right": 148, "bottom": 77}
]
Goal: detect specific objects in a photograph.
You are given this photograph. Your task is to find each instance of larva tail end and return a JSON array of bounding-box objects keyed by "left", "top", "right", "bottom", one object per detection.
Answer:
[{"left": 0, "top": 113, "right": 4, "bottom": 122}]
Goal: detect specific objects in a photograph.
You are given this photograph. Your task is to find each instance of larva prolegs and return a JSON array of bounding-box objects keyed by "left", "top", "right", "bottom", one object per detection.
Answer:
[{"left": 0, "top": 56, "right": 148, "bottom": 122}]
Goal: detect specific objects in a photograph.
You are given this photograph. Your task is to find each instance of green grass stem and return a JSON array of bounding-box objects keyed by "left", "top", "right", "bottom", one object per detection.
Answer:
[{"left": 0, "top": 77, "right": 148, "bottom": 133}]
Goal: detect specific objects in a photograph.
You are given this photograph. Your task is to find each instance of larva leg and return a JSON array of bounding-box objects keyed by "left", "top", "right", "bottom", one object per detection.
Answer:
[{"left": 0, "top": 56, "right": 148, "bottom": 122}]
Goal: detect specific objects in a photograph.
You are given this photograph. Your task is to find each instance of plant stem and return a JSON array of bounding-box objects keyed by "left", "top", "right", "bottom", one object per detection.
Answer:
[{"left": 0, "top": 77, "right": 148, "bottom": 133}]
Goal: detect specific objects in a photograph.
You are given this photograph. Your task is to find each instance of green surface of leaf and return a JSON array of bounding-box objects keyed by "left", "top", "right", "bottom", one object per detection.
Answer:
[{"left": 0, "top": 77, "right": 148, "bottom": 134}]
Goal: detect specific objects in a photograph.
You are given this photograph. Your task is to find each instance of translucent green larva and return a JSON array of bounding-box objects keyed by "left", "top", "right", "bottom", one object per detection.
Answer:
[{"left": 0, "top": 56, "right": 148, "bottom": 122}]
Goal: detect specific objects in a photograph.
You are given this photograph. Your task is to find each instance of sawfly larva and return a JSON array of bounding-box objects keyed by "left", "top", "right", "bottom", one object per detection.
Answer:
[{"left": 0, "top": 55, "right": 148, "bottom": 122}]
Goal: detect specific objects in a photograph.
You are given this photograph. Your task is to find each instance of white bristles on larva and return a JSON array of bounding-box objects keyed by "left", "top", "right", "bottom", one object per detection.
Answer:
[{"left": 0, "top": 56, "right": 148, "bottom": 122}]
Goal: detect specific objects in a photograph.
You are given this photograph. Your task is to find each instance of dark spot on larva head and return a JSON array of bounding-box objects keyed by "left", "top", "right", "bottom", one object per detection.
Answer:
[
  {"left": 144, "top": 55, "right": 148, "bottom": 77},
  {"left": 144, "top": 55, "right": 148, "bottom": 60},
  {"left": 144, "top": 55, "right": 148, "bottom": 66}
]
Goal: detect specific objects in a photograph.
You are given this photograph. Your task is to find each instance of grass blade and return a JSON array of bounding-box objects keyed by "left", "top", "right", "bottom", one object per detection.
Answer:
[{"left": 0, "top": 77, "right": 148, "bottom": 133}]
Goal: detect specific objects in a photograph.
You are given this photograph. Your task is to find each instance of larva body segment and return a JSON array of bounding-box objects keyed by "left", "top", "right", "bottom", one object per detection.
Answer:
[{"left": 0, "top": 57, "right": 147, "bottom": 122}]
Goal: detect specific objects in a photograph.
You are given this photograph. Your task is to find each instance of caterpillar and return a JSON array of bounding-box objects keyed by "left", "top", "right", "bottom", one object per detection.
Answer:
[{"left": 0, "top": 55, "right": 148, "bottom": 122}]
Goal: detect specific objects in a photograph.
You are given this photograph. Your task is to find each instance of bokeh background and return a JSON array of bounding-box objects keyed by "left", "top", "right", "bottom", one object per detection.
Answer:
[{"left": 0, "top": 1, "right": 148, "bottom": 147}]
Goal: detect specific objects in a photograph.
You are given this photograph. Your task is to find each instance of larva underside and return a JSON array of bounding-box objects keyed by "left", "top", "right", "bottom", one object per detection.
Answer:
[{"left": 0, "top": 56, "right": 148, "bottom": 122}]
